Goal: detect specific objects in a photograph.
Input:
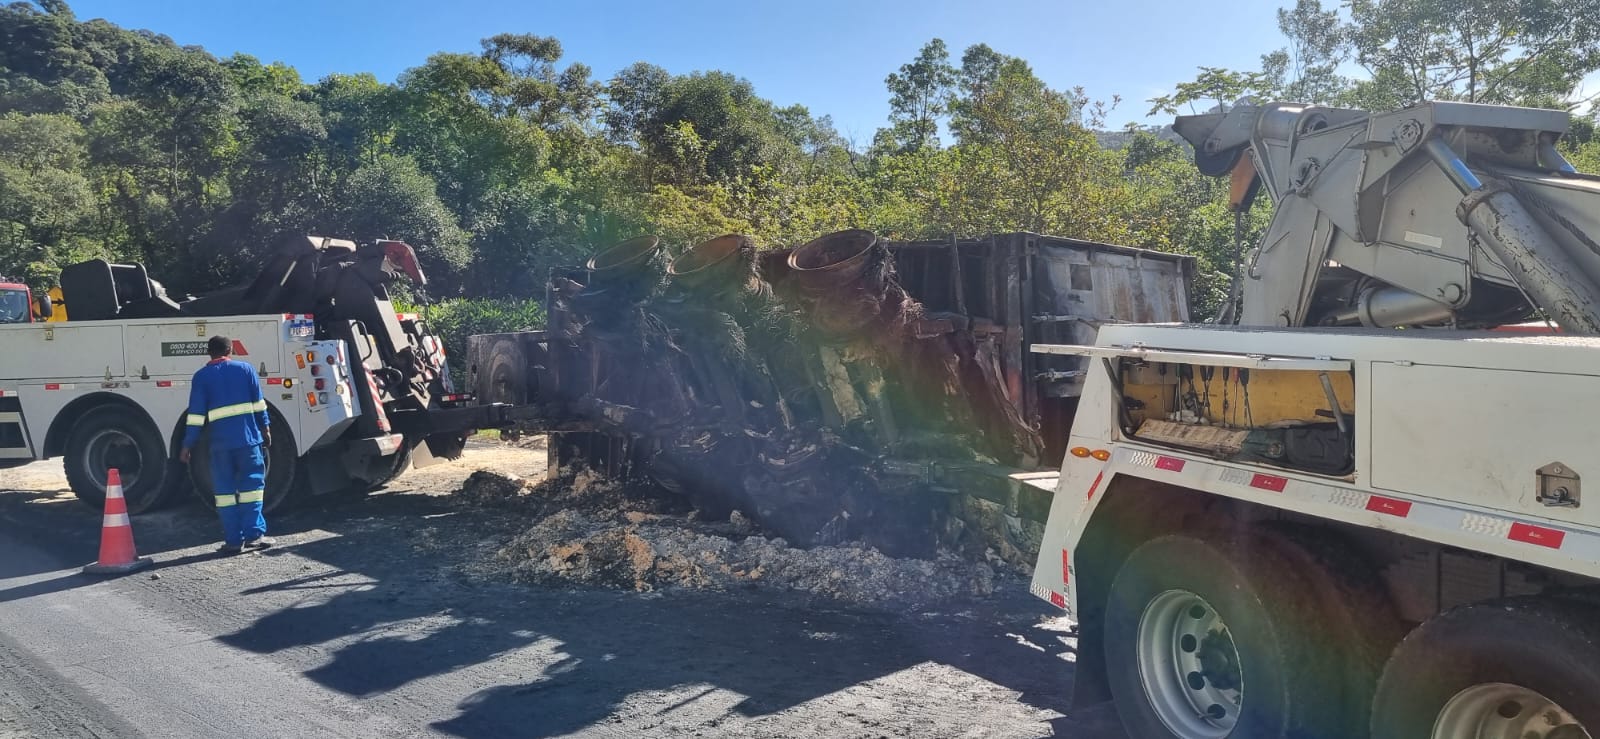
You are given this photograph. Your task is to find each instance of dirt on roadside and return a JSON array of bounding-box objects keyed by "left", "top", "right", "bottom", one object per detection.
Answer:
[{"left": 446, "top": 458, "right": 1016, "bottom": 611}]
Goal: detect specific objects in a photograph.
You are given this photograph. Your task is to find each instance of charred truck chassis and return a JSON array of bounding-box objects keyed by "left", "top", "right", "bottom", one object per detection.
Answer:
[{"left": 468, "top": 231, "right": 1192, "bottom": 562}]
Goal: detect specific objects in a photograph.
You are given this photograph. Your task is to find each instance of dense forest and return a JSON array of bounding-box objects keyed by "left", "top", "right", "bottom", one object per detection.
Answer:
[{"left": 3, "top": 0, "right": 1600, "bottom": 333}]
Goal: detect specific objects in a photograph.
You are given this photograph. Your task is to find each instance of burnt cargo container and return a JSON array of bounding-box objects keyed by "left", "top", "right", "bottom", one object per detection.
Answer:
[{"left": 466, "top": 232, "right": 1192, "bottom": 563}]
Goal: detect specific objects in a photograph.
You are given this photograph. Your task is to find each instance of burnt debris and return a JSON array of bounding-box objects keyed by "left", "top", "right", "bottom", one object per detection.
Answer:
[{"left": 472, "top": 231, "right": 1195, "bottom": 564}]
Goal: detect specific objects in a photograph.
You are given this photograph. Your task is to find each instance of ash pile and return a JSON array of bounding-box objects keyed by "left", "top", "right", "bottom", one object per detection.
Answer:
[
  {"left": 456, "top": 468, "right": 1001, "bottom": 609},
  {"left": 509, "top": 230, "right": 1051, "bottom": 566}
]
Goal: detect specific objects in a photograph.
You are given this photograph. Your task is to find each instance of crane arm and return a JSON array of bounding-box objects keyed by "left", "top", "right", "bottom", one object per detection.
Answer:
[{"left": 1175, "top": 101, "right": 1600, "bottom": 333}]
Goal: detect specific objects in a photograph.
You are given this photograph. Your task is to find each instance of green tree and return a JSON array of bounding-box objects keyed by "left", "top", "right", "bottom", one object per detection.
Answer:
[
  {"left": 1346, "top": 0, "right": 1600, "bottom": 108},
  {"left": 0, "top": 112, "right": 99, "bottom": 283},
  {"left": 883, "top": 39, "right": 956, "bottom": 151},
  {"left": 1258, "top": 0, "right": 1350, "bottom": 104},
  {"left": 332, "top": 154, "right": 469, "bottom": 279}
]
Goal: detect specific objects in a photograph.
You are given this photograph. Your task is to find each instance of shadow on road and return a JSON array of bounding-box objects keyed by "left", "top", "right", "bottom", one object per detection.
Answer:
[
  {"left": 217, "top": 492, "right": 1114, "bottom": 737},
  {"left": 0, "top": 482, "right": 1123, "bottom": 737}
]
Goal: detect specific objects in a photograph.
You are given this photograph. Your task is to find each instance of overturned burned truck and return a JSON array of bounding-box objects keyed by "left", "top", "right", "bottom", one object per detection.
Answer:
[{"left": 468, "top": 231, "right": 1191, "bottom": 563}]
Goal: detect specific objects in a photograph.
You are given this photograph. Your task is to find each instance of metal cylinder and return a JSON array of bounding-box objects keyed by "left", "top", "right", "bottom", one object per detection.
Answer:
[
  {"left": 1425, "top": 137, "right": 1600, "bottom": 335},
  {"left": 786, "top": 230, "right": 881, "bottom": 295},
  {"left": 1540, "top": 139, "right": 1578, "bottom": 174},
  {"left": 582, "top": 235, "right": 666, "bottom": 304},
  {"left": 1331, "top": 286, "right": 1454, "bottom": 328},
  {"left": 1254, "top": 103, "right": 1309, "bottom": 144},
  {"left": 1423, "top": 138, "right": 1483, "bottom": 192}
]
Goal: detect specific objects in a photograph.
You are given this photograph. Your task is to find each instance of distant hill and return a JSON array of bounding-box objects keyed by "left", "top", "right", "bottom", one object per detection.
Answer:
[{"left": 1095, "top": 125, "right": 1189, "bottom": 150}]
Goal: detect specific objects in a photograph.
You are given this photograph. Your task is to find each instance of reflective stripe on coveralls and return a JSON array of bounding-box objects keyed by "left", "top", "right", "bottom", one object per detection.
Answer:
[{"left": 207, "top": 400, "right": 267, "bottom": 422}]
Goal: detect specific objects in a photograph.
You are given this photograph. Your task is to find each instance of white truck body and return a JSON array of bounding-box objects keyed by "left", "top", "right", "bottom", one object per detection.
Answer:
[
  {"left": 1027, "top": 324, "right": 1600, "bottom": 737},
  {"left": 0, "top": 313, "right": 383, "bottom": 501},
  {"left": 1031, "top": 323, "right": 1600, "bottom": 613}
]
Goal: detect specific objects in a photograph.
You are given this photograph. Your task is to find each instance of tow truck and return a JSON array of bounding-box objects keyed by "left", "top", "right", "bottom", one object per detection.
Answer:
[
  {"left": 1029, "top": 101, "right": 1600, "bottom": 738},
  {"left": 0, "top": 237, "right": 552, "bottom": 514}
]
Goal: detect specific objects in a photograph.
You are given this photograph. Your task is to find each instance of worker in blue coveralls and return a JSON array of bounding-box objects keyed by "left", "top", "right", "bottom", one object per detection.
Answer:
[{"left": 179, "top": 335, "right": 275, "bottom": 554}]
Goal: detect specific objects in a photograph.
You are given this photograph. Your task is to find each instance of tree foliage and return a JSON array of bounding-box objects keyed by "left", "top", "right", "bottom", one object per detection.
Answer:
[
  {"left": 2, "top": 0, "right": 1597, "bottom": 328},
  {"left": 1158, "top": 0, "right": 1600, "bottom": 112}
]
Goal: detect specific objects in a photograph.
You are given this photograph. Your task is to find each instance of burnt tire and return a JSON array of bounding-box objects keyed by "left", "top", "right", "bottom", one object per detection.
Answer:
[
  {"left": 1104, "top": 533, "right": 1355, "bottom": 739},
  {"left": 63, "top": 405, "right": 170, "bottom": 514},
  {"left": 1371, "top": 598, "right": 1600, "bottom": 739},
  {"left": 188, "top": 407, "right": 298, "bottom": 514}
]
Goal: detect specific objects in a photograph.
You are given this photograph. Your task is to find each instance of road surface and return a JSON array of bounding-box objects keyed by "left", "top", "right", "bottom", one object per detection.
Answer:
[{"left": 0, "top": 447, "right": 1124, "bottom": 738}]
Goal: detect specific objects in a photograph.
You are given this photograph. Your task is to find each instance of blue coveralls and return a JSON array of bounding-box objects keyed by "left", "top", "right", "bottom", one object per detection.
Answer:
[{"left": 183, "top": 358, "right": 270, "bottom": 547}]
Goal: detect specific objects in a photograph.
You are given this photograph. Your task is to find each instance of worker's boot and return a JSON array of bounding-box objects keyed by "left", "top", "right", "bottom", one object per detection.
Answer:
[{"left": 243, "top": 536, "right": 275, "bottom": 550}]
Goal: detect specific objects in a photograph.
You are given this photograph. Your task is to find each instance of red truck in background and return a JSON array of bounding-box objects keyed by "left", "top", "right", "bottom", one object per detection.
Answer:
[{"left": 0, "top": 280, "right": 38, "bottom": 324}]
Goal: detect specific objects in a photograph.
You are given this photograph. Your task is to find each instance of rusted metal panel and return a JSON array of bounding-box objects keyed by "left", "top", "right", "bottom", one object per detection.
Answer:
[{"left": 884, "top": 233, "right": 1193, "bottom": 465}]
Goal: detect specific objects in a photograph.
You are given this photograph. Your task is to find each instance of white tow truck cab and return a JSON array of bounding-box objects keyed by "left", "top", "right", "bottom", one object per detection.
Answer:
[
  {"left": 0, "top": 313, "right": 386, "bottom": 514},
  {"left": 1030, "top": 324, "right": 1600, "bottom": 739}
]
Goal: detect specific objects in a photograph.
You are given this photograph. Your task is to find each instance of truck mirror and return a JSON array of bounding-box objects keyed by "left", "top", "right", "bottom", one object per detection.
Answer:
[{"left": 35, "top": 293, "right": 53, "bottom": 320}]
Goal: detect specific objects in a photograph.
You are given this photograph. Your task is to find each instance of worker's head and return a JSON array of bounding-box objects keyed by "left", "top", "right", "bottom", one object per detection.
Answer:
[{"left": 207, "top": 335, "right": 232, "bottom": 359}]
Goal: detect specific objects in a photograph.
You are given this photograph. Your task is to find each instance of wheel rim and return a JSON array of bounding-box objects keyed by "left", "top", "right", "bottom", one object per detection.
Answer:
[
  {"left": 83, "top": 428, "right": 144, "bottom": 493},
  {"left": 1136, "top": 589, "right": 1243, "bottom": 738},
  {"left": 1434, "top": 683, "right": 1592, "bottom": 739}
]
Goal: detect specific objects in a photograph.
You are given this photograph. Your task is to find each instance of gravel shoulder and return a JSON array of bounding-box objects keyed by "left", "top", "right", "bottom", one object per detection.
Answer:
[{"left": 0, "top": 439, "right": 1124, "bottom": 738}]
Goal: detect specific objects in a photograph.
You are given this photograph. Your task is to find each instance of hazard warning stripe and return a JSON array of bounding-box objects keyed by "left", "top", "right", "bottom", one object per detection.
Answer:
[
  {"left": 1509, "top": 522, "right": 1566, "bottom": 549},
  {"left": 1084, "top": 470, "right": 1106, "bottom": 501},
  {"left": 103, "top": 513, "right": 130, "bottom": 527},
  {"left": 1250, "top": 473, "right": 1287, "bottom": 492},
  {"left": 1109, "top": 445, "right": 1588, "bottom": 559},
  {"left": 1366, "top": 495, "right": 1413, "bottom": 517},
  {"left": 1028, "top": 581, "right": 1069, "bottom": 612},
  {"left": 1041, "top": 445, "right": 1600, "bottom": 616}
]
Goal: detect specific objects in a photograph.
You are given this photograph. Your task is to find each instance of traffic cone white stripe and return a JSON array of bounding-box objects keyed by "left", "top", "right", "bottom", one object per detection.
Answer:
[{"left": 82, "top": 466, "right": 151, "bottom": 575}]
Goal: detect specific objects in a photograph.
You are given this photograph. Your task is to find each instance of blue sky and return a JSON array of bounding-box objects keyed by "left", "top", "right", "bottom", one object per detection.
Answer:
[{"left": 67, "top": 0, "right": 1295, "bottom": 139}]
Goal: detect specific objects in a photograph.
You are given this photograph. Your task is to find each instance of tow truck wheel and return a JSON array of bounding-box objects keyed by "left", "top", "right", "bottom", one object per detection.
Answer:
[
  {"left": 1371, "top": 598, "right": 1600, "bottom": 739},
  {"left": 1104, "top": 533, "right": 1348, "bottom": 739},
  {"left": 188, "top": 408, "right": 299, "bottom": 514},
  {"left": 63, "top": 405, "right": 170, "bottom": 514}
]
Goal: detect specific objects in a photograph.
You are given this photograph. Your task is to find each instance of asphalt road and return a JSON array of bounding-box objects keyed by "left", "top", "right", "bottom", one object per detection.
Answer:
[{"left": 0, "top": 457, "right": 1125, "bottom": 739}]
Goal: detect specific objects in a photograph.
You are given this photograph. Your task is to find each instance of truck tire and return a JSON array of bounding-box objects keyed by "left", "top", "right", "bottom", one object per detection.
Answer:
[
  {"left": 63, "top": 405, "right": 170, "bottom": 514},
  {"left": 1103, "top": 533, "right": 1350, "bottom": 739},
  {"left": 330, "top": 445, "right": 411, "bottom": 504},
  {"left": 365, "top": 444, "right": 412, "bottom": 492},
  {"left": 1259, "top": 524, "right": 1406, "bottom": 736},
  {"left": 1370, "top": 598, "right": 1600, "bottom": 739},
  {"left": 188, "top": 408, "right": 299, "bottom": 514}
]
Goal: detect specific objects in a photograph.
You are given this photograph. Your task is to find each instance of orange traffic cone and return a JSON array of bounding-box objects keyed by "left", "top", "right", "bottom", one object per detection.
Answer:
[{"left": 83, "top": 468, "right": 153, "bottom": 575}]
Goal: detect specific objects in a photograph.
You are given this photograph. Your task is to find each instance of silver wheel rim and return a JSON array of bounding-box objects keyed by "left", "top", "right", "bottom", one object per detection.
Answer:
[
  {"left": 1434, "top": 683, "right": 1591, "bottom": 739},
  {"left": 84, "top": 428, "right": 144, "bottom": 493},
  {"left": 1136, "top": 589, "right": 1242, "bottom": 738}
]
